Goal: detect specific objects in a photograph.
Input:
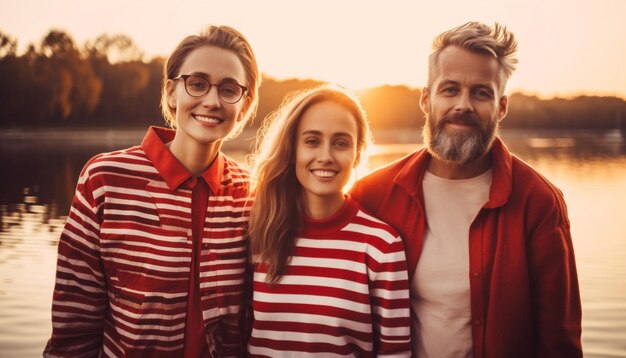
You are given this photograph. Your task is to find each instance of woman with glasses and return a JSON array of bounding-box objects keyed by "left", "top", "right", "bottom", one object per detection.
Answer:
[
  {"left": 246, "top": 85, "right": 412, "bottom": 357},
  {"left": 44, "top": 25, "right": 260, "bottom": 357}
]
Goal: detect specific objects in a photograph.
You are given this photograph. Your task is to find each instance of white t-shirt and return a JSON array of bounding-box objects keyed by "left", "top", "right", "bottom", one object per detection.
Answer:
[{"left": 412, "top": 169, "right": 492, "bottom": 357}]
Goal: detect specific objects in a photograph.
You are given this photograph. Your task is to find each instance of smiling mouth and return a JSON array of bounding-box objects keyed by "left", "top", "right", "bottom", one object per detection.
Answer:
[
  {"left": 193, "top": 114, "right": 223, "bottom": 124},
  {"left": 447, "top": 119, "right": 477, "bottom": 126},
  {"left": 445, "top": 121, "right": 478, "bottom": 131},
  {"left": 311, "top": 169, "right": 338, "bottom": 178}
]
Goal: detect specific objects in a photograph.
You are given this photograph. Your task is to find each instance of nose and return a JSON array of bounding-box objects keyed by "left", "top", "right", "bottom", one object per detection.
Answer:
[
  {"left": 454, "top": 91, "right": 473, "bottom": 113},
  {"left": 201, "top": 85, "right": 221, "bottom": 108},
  {"left": 316, "top": 144, "right": 334, "bottom": 164}
]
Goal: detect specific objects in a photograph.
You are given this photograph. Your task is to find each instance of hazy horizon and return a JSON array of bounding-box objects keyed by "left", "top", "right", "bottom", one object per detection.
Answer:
[{"left": 2, "top": 0, "right": 625, "bottom": 99}]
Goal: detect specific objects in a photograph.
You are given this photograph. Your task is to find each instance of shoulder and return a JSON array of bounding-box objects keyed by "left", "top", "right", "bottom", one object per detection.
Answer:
[
  {"left": 80, "top": 145, "right": 151, "bottom": 177},
  {"left": 74, "top": 146, "right": 150, "bottom": 202},
  {"left": 510, "top": 155, "right": 570, "bottom": 225},
  {"left": 83, "top": 145, "right": 148, "bottom": 169},
  {"left": 221, "top": 154, "right": 251, "bottom": 192},
  {"left": 511, "top": 155, "right": 565, "bottom": 200},
  {"left": 351, "top": 150, "right": 423, "bottom": 208},
  {"left": 347, "top": 205, "right": 407, "bottom": 261},
  {"left": 359, "top": 210, "right": 401, "bottom": 239},
  {"left": 347, "top": 200, "right": 402, "bottom": 245}
]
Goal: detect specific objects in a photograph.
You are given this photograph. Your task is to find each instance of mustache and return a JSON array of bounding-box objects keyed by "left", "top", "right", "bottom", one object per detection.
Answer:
[{"left": 439, "top": 112, "right": 481, "bottom": 127}]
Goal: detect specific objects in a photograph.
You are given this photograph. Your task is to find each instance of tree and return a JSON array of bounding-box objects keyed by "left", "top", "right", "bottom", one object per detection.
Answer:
[
  {"left": 0, "top": 32, "right": 17, "bottom": 58},
  {"left": 37, "top": 30, "right": 102, "bottom": 124},
  {"left": 0, "top": 31, "right": 20, "bottom": 126},
  {"left": 40, "top": 30, "right": 80, "bottom": 60},
  {"left": 85, "top": 34, "right": 144, "bottom": 64}
]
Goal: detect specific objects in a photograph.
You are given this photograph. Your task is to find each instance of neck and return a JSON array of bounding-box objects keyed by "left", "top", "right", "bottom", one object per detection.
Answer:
[
  {"left": 303, "top": 193, "right": 346, "bottom": 220},
  {"left": 427, "top": 153, "right": 491, "bottom": 179},
  {"left": 167, "top": 133, "right": 222, "bottom": 177}
]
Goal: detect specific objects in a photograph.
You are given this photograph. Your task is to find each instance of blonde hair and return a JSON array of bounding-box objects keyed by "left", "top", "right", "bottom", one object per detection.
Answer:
[
  {"left": 160, "top": 25, "right": 260, "bottom": 139},
  {"left": 248, "top": 84, "right": 370, "bottom": 284},
  {"left": 428, "top": 21, "right": 518, "bottom": 95}
]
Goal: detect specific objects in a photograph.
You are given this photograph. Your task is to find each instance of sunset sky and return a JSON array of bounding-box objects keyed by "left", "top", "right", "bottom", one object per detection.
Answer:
[{"left": 2, "top": 0, "right": 625, "bottom": 98}]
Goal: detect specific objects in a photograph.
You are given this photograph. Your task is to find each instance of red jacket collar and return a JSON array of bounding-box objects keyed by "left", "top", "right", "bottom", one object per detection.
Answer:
[
  {"left": 394, "top": 137, "right": 513, "bottom": 208},
  {"left": 141, "top": 126, "right": 224, "bottom": 193}
]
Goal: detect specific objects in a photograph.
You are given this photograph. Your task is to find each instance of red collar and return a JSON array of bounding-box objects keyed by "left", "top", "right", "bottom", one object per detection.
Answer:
[
  {"left": 393, "top": 137, "right": 513, "bottom": 208},
  {"left": 141, "top": 126, "right": 224, "bottom": 193},
  {"left": 300, "top": 195, "right": 360, "bottom": 236}
]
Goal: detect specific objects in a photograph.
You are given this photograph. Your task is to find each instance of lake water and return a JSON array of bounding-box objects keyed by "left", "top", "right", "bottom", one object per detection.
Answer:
[{"left": 1, "top": 129, "right": 625, "bottom": 357}]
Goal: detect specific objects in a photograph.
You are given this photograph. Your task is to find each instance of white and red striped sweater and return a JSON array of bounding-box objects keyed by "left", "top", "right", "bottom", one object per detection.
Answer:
[
  {"left": 248, "top": 197, "right": 411, "bottom": 357},
  {"left": 44, "top": 127, "right": 250, "bottom": 357}
]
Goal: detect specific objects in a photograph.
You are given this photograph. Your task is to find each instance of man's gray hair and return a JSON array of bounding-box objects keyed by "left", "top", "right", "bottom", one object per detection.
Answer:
[{"left": 428, "top": 21, "right": 518, "bottom": 95}]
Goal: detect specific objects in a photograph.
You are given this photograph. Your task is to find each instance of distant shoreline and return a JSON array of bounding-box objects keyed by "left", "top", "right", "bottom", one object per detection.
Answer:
[
  {"left": 0, "top": 127, "right": 264, "bottom": 152},
  {"left": 0, "top": 128, "right": 620, "bottom": 149}
]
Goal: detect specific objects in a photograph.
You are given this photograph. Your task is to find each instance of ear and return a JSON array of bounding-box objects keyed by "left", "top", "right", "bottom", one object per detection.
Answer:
[
  {"left": 236, "top": 96, "right": 251, "bottom": 123},
  {"left": 166, "top": 79, "right": 177, "bottom": 109},
  {"left": 354, "top": 152, "right": 361, "bottom": 167},
  {"left": 420, "top": 87, "right": 431, "bottom": 115},
  {"left": 497, "top": 95, "right": 509, "bottom": 122}
]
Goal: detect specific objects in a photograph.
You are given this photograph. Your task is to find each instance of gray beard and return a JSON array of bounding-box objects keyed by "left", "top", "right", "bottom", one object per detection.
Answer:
[{"left": 423, "top": 115, "right": 498, "bottom": 165}]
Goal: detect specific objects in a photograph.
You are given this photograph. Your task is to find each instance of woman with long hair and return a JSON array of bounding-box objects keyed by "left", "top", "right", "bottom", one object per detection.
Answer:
[
  {"left": 44, "top": 25, "right": 260, "bottom": 357},
  {"left": 247, "top": 84, "right": 411, "bottom": 357}
]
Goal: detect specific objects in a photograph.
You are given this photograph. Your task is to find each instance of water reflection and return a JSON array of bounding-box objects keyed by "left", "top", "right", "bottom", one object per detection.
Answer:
[{"left": 0, "top": 129, "right": 625, "bottom": 357}]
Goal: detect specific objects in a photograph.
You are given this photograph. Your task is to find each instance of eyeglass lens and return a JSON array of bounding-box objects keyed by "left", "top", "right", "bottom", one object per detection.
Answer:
[{"left": 184, "top": 76, "right": 244, "bottom": 103}]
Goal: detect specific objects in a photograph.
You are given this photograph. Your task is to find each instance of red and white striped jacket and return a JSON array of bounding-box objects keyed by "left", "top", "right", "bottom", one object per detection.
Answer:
[
  {"left": 44, "top": 127, "right": 251, "bottom": 357},
  {"left": 248, "top": 196, "right": 412, "bottom": 357}
]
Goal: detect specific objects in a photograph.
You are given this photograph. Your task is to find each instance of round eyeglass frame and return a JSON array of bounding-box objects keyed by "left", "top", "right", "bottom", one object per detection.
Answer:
[{"left": 172, "top": 75, "right": 248, "bottom": 104}]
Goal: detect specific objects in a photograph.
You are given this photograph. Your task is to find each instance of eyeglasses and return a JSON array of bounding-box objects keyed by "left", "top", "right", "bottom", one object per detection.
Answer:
[{"left": 172, "top": 75, "right": 248, "bottom": 104}]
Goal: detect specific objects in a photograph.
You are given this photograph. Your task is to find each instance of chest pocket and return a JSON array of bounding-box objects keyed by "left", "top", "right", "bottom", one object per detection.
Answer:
[
  {"left": 100, "top": 181, "right": 194, "bottom": 295},
  {"left": 101, "top": 224, "right": 191, "bottom": 293}
]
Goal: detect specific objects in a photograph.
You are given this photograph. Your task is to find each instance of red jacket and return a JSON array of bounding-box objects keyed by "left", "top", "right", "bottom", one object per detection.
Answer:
[
  {"left": 350, "top": 138, "right": 582, "bottom": 357},
  {"left": 45, "top": 127, "right": 250, "bottom": 357}
]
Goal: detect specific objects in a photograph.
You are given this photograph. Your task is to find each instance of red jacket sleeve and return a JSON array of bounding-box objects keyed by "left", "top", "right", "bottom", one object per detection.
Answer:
[
  {"left": 44, "top": 160, "right": 107, "bottom": 357},
  {"left": 526, "top": 188, "right": 582, "bottom": 357}
]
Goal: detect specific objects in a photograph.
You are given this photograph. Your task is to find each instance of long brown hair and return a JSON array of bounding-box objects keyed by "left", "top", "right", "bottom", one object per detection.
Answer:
[
  {"left": 160, "top": 25, "right": 261, "bottom": 139},
  {"left": 248, "top": 84, "right": 370, "bottom": 284}
]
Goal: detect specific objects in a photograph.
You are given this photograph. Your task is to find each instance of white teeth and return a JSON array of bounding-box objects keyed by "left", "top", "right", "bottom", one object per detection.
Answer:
[
  {"left": 193, "top": 115, "right": 221, "bottom": 124},
  {"left": 311, "top": 170, "right": 337, "bottom": 178}
]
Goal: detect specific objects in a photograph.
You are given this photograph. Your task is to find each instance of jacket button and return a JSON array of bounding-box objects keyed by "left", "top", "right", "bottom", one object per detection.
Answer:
[
  {"left": 474, "top": 319, "right": 482, "bottom": 326},
  {"left": 473, "top": 272, "right": 481, "bottom": 279}
]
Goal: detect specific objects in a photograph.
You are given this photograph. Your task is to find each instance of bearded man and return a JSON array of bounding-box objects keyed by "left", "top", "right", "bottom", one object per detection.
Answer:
[{"left": 351, "top": 21, "right": 582, "bottom": 357}]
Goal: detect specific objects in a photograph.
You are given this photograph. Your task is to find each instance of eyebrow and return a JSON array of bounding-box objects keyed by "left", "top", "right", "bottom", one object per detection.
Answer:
[
  {"left": 437, "top": 79, "right": 460, "bottom": 87},
  {"left": 301, "top": 129, "right": 354, "bottom": 138},
  {"left": 301, "top": 130, "right": 322, "bottom": 136},
  {"left": 437, "top": 80, "right": 494, "bottom": 92},
  {"left": 186, "top": 72, "right": 243, "bottom": 84},
  {"left": 469, "top": 84, "right": 495, "bottom": 95}
]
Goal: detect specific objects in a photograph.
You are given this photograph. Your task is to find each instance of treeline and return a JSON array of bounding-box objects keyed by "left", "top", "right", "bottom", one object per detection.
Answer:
[
  {"left": 505, "top": 93, "right": 625, "bottom": 129},
  {"left": 1, "top": 29, "right": 624, "bottom": 130}
]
